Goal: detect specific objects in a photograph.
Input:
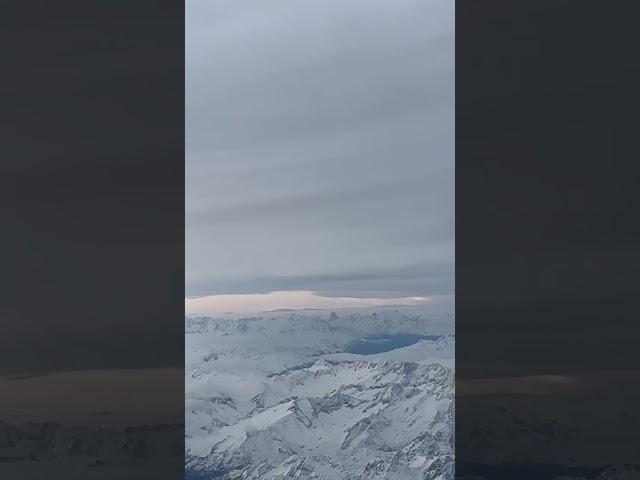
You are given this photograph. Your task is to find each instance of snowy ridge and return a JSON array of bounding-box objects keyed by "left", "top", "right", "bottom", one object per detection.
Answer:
[{"left": 186, "top": 310, "right": 454, "bottom": 480}]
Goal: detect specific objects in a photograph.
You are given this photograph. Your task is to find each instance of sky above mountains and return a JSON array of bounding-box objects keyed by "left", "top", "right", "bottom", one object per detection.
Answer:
[{"left": 186, "top": 0, "right": 454, "bottom": 302}]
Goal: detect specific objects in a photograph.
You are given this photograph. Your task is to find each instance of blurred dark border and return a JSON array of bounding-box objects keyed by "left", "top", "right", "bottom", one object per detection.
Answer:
[
  {"left": 2, "top": 1, "right": 184, "bottom": 477},
  {"left": 456, "top": 1, "right": 640, "bottom": 478}
]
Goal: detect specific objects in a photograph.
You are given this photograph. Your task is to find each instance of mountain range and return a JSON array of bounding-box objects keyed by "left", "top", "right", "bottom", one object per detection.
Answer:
[{"left": 185, "top": 310, "right": 455, "bottom": 480}]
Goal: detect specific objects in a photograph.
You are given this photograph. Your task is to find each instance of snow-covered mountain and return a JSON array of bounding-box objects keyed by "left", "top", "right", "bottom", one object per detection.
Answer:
[{"left": 185, "top": 310, "right": 454, "bottom": 480}]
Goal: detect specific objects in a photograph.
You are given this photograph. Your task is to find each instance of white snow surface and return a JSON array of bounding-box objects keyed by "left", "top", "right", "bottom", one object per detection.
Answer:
[{"left": 185, "top": 309, "right": 454, "bottom": 480}]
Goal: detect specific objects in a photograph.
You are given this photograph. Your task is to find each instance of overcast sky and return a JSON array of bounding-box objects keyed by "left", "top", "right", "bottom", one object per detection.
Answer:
[{"left": 186, "top": 0, "right": 454, "bottom": 301}]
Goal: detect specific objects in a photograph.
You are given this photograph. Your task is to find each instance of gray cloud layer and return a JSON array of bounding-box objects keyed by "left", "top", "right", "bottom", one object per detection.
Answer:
[{"left": 186, "top": 0, "right": 454, "bottom": 297}]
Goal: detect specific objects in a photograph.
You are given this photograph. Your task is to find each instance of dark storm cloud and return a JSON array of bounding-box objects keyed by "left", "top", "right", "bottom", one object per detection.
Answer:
[{"left": 186, "top": 0, "right": 454, "bottom": 298}]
